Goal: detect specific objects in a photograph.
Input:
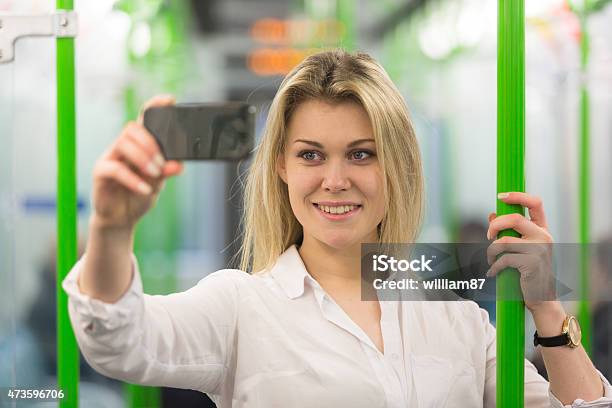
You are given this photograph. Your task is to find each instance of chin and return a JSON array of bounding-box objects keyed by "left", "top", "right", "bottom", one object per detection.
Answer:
[{"left": 315, "top": 232, "right": 361, "bottom": 250}]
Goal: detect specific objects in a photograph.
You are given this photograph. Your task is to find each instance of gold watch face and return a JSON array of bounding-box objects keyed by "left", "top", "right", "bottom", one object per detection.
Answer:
[{"left": 567, "top": 316, "right": 582, "bottom": 347}]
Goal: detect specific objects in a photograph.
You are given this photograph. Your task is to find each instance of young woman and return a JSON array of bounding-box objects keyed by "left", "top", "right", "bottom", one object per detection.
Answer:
[{"left": 63, "top": 50, "right": 611, "bottom": 407}]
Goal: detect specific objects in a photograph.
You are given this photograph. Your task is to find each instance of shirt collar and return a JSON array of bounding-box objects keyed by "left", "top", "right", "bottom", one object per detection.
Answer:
[{"left": 270, "top": 244, "right": 318, "bottom": 299}]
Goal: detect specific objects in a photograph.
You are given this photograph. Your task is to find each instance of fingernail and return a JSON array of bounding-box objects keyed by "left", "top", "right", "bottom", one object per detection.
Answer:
[
  {"left": 497, "top": 192, "right": 509, "bottom": 199},
  {"left": 154, "top": 154, "right": 165, "bottom": 167},
  {"left": 147, "top": 163, "right": 161, "bottom": 177},
  {"left": 487, "top": 231, "right": 491, "bottom": 240},
  {"left": 138, "top": 182, "right": 152, "bottom": 195},
  {"left": 486, "top": 269, "right": 492, "bottom": 277}
]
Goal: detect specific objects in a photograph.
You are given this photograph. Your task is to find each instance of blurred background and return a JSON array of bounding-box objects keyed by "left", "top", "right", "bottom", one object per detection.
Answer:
[{"left": 0, "top": 0, "right": 611, "bottom": 406}]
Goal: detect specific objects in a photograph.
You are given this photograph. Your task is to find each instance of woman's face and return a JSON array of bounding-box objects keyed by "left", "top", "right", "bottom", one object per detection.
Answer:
[{"left": 277, "top": 99, "right": 385, "bottom": 249}]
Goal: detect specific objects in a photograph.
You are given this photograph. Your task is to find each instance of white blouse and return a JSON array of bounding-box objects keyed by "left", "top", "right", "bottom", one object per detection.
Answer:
[{"left": 62, "top": 244, "right": 612, "bottom": 408}]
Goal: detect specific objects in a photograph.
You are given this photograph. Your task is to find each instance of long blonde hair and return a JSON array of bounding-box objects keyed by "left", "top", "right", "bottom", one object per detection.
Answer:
[{"left": 237, "top": 49, "right": 424, "bottom": 273}]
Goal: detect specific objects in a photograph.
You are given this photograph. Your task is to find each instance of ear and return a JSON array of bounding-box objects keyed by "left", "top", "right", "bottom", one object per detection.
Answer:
[{"left": 276, "top": 152, "right": 288, "bottom": 184}]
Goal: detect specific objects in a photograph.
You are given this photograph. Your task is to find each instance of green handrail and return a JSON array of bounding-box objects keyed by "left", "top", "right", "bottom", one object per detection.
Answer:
[
  {"left": 56, "top": 0, "right": 79, "bottom": 407},
  {"left": 577, "top": 0, "right": 592, "bottom": 356},
  {"left": 497, "top": 1, "right": 526, "bottom": 407}
]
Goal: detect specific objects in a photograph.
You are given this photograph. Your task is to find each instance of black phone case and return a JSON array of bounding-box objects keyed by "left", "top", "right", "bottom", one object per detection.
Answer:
[{"left": 143, "top": 102, "right": 256, "bottom": 161}]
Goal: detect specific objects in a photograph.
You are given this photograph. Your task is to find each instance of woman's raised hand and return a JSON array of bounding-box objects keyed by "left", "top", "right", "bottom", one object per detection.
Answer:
[
  {"left": 91, "top": 95, "right": 184, "bottom": 229},
  {"left": 485, "top": 192, "right": 558, "bottom": 315}
]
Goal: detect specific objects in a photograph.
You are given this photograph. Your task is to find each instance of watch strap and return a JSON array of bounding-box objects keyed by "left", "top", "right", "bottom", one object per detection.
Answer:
[{"left": 533, "top": 330, "right": 570, "bottom": 347}]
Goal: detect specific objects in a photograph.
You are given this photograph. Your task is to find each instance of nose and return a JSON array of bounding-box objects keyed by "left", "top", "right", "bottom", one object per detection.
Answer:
[{"left": 321, "top": 160, "right": 351, "bottom": 192}]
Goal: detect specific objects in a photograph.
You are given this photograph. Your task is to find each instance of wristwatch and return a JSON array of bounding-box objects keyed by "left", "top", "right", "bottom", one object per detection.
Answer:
[{"left": 533, "top": 314, "right": 581, "bottom": 348}]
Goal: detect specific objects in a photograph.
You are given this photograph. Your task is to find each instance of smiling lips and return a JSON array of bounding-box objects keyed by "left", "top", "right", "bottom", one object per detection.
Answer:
[{"left": 313, "top": 202, "right": 362, "bottom": 219}]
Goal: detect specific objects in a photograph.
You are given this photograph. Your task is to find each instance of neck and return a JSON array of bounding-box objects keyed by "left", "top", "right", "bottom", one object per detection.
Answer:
[{"left": 297, "top": 233, "right": 375, "bottom": 292}]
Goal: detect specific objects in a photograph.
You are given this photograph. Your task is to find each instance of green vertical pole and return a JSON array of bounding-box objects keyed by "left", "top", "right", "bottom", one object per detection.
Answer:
[
  {"left": 497, "top": 1, "right": 525, "bottom": 407},
  {"left": 56, "top": 0, "right": 79, "bottom": 407},
  {"left": 336, "top": 0, "right": 355, "bottom": 51},
  {"left": 577, "top": 0, "right": 592, "bottom": 356}
]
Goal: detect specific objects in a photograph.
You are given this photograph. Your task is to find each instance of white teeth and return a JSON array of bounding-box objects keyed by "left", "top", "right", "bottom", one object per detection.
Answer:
[{"left": 317, "top": 204, "right": 357, "bottom": 214}]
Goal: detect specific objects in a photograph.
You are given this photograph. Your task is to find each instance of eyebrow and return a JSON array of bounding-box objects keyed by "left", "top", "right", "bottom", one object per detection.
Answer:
[{"left": 293, "top": 138, "right": 375, "bottom": 148}]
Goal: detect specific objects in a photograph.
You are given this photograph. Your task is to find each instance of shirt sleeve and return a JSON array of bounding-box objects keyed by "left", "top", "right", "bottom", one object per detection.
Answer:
[
  {"left": 480, "top": 308, "right": 612, "bottom": 407},
  {"left": 61, "top": 253, "right": 244, "bottom": 395}
]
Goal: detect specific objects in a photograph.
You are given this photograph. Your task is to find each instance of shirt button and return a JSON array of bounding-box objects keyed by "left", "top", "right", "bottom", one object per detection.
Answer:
[{"left": 391, "top": 353, "right": 399, "bottom": 360}]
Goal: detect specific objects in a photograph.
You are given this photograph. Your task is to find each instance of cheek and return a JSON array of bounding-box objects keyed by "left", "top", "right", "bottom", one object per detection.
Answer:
[
  {"left": 285, "top": 166, "right": 321, "bottom": 207},
  {"left": 357, "top": 169, "right": 386, "bottom": 220},
  {"left": 356, "top": 168, "right": 383, "bottom": 199}
]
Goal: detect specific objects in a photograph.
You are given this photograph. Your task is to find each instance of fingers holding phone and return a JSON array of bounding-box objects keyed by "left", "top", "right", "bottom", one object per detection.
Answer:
[
  {"left": 91, "top": 94, "right": 254, "bottom": 229},
  {"left": 138, "top": 95, "right": 185, "bottom": 179},
  {"left": 91, "top": 96, "right": 184, "bottom": 229}
]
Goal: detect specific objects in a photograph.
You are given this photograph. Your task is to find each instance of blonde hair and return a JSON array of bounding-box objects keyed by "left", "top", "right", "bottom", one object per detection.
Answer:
[{"left": 237, "top": 49, "right": 424, "bottom": 273}]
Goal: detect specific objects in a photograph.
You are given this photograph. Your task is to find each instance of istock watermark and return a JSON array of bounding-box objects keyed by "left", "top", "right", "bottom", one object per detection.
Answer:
[
  {"left": 371, "top": 254, "right": 434, "bottom": 273},
  {"left": 360, "top": 243, "right": 612, "bottom": 302}
]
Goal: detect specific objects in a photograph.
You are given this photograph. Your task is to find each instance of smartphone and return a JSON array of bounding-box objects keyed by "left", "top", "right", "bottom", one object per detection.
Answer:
[{"left": 143, "top": 102, "right": 256, "bottom": 161}]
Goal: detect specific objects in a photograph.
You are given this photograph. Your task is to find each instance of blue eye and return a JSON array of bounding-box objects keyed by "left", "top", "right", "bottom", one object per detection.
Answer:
[
  {"left": 351, "top": 150, "right": 374, "bottom": 161},
  {"left": 298, "top": 150, "right": 323, "bottom": 161}
]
